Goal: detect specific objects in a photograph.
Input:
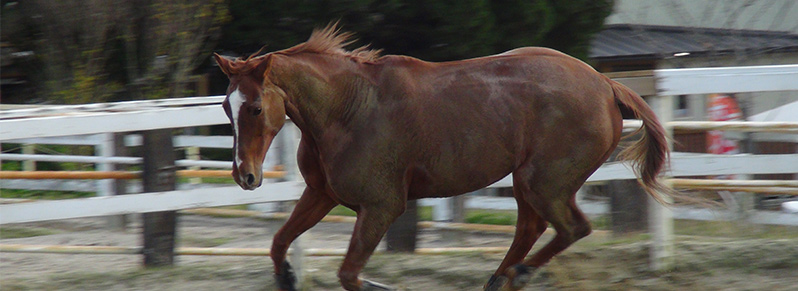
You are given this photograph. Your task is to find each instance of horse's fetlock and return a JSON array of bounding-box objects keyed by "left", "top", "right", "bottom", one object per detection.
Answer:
[
  {"left": 274, "top": 261, "right": 297, "bottom": 291},
  {"left": 483, "top": 274, "right": 508, "bottom": 291},
  {"left": 509, "top": 264, "right": 533, "bottom": 289},
  {"left": 337, "top": 269, "right": 360, "bottom": 290}
]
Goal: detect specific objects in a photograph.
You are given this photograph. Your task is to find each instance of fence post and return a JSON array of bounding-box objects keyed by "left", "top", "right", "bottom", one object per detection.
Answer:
[
  {"left": 432, "top": 198, "right": 453, "bottom": 222},
  {"left": 141, "top": 129, "right": 177, "bottom": 267},
  {"left": 96, "top": 133, "right": 114, "bottom": 199},
  {"left": 22, "top": 144, "right": 36, "bottom": 171},
  {"left": 101, "top": 133, "right": 131, "bottom": 230},
  {"left": 646, "top": 95, "right": 674, "bottom": 271},
  {"left": 386, "top": 200, "right": 418, "bottom": 252},
  {"left": 607, "top": 146, "right": 649, "bottom": 235}
]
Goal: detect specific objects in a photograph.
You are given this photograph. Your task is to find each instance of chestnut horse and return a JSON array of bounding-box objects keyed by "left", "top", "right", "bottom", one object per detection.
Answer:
[{"left": 214, "top": 24, "right": 672, "bottom": 291}]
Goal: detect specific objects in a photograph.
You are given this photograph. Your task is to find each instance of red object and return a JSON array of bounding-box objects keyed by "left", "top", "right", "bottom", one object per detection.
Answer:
[{"left": 707, "top": 94, "right": 742, "bottom": 179}]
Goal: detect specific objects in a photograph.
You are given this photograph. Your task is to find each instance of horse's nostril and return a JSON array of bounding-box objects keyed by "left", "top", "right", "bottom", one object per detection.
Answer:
[{"left": 246, "top": 173, "right": 256, "bottom": 185}]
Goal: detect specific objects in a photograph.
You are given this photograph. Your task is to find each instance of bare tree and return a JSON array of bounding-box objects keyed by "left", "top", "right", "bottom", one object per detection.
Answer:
[
  {"left": 24, "top": 0, "right": 118, "bottom": 103},
  {"left": 19, "top": 0, "right": 229, "bottom": 103},
  {"left": 119, "top": 0, "right": 229, "bottom": 100}
]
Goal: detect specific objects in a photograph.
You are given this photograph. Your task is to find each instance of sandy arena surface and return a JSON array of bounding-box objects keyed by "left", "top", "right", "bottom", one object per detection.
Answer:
[{"left": 2, "top": 213, "right": 798, "bottom": 290}]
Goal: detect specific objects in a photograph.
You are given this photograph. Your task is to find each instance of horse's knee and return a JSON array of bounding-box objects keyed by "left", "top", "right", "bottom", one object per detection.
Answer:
[
  {"left": 561, "top": 221, "right": 592, "bottom": 244},
  {"left": 575, "top": 222, "right": 592, "bottom": 239},
  {"left": 338, "top": 269, "right": 361, "bottom": 291}
]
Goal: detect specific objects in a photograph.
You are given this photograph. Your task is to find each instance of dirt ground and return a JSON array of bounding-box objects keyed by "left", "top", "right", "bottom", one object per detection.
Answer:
[{"left": 2, "top": 213, "right": 797, "bottom": 291}]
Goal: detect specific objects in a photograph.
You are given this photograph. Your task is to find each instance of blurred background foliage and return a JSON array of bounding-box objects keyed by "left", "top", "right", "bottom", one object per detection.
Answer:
[{"left": 2, "top": 0, "right": 613, "bottom": 104}]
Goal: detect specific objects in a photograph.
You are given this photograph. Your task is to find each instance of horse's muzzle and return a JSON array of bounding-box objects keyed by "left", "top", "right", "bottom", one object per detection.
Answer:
[
  {"left": 238, "top": 171, "right": 262, "bottom": 190},
  {"left": 233, "top": 165, "right": 263, "bottom": 190}
]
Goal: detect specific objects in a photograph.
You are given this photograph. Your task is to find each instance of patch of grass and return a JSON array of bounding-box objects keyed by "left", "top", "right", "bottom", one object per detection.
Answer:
[
  {"left": 465, "top": 209, "right": 516, "bottom": 225},
  {"left": 177, "top": 176, "right": 237, "bottom": 184},
  {"left": 329, "top": 205, "right": 357, "bottom": 217},
  {"left": 589, "top": 215, "right": 611, "bottom": 230},
  {"left": 0, "top": 227, "right": 60, "bottom": 239},
  {"left": 0, "top": 189, "right": 94, "bottom": 200}
]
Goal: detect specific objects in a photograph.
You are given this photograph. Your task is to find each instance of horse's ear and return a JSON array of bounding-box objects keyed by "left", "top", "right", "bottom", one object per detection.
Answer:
[
  {"left": 213, "top": 53, "right": 233, "bottom": 77},
  {"left": 253, "top": 55, "right": 273, "bottom": 80}
]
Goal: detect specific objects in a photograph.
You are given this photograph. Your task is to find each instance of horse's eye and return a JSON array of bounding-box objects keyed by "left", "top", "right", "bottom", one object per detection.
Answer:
[{"left": 253, "top": 107, "right": 262, "bottom": 116}]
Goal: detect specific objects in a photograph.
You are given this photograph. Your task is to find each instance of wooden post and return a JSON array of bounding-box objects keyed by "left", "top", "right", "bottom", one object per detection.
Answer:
[
  {"left": 141, "top": 129, "right": 177, "bottom": 267},
  {"left": 607, "top": 146, "right": 648, "bottom": 235},
  {"left": 452, "top": 194, "right": 466, "bottom": 223},
  {"left": 646, "top": 95, "right": 674, "bottom": 271},
  {"left": 107, "top": 133, "right": 130, "bottom": 230},
  {"left": 608, "top": 179, "right": 649, "bottom": 235},
  {"left": 386, "top": 199, "right": 418, "bottom": 252},
  {"left": 433, "top": 198, "right": 453, "bottom": 222},
  {"left": 184, "top": 128, "right": 202, "bottom": 185}
]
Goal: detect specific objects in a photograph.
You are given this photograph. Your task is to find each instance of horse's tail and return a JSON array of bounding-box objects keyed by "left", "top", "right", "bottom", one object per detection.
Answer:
[{"left": 608, "top": 79, "right": 675, "bottom": 205}]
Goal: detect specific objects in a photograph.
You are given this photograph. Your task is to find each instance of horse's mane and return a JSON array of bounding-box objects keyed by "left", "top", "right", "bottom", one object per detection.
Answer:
[
  {"left": 222, "top": 23, "right": 382, "bottom": 75},
  {"left": 279, "top": 23, "right": 382, "bottom": 63}
]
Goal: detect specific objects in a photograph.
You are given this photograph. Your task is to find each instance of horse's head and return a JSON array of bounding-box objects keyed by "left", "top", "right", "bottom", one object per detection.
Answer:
[{"left": 214, "top": 53, "right": 286, "bottom": 190}]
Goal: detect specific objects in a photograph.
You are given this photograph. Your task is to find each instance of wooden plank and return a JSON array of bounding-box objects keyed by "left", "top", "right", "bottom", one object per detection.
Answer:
[
  {"left": 0, "top": 96, "right": 225, "bottom": 119},
  {"left": 670, "top": 178, "right": 798, "bottom": 188},
  {"left": 655, "top": 64, "right": 798, "bottom": 95},
  {"left": 0, "top": 105, "right": 228, "bottom": 140},
  {"left": 178, "top": 170, "right": 285, "bottom": 179},
  {"left": 0, "top": 170, "right": 285, "bottom": 180},
  {"left": 591, "top": 153, "right": 798, "bottom": 181},
  {"left": 0, "top": 171, "right": 140, "bottom": 180},
  {"left": 671, "top": 121, "right": 798, "bottom": 133},
  {"left": 0, "top": 181, "right": 304, "bottom": 224}
]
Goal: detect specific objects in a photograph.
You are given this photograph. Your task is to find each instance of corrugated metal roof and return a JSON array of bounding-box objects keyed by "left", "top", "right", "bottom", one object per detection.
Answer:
[{"left": 590, "top": 24, "right": 798, "bottom": 60}]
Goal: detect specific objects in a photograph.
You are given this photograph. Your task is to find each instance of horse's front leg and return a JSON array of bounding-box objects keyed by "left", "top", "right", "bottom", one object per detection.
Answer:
[
  {"left": 271, "top": 186, "right": 338, "bottom": 291},
  {"left": 338, "top": 200, "right": 406, "bottom": 291}
]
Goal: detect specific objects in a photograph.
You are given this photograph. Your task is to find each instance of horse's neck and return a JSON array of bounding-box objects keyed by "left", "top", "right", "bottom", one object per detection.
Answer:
[{"left": 273, "top": 55, "right": 375, "bottom": 137}]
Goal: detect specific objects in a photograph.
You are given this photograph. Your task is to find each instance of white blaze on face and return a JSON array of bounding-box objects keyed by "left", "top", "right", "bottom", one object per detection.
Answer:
[{"left": 229, "top": 88, "right": 246, "bottom": 167}]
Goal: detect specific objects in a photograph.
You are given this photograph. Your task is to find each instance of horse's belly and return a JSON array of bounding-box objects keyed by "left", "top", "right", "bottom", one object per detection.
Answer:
[{"left": 408, "top": 159, "right": 513, "bottom": 199}]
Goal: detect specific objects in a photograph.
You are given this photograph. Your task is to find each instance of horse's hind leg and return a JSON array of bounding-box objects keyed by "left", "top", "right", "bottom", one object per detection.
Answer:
[
  {"left": 486, "top": 160, "right": 597, "bottom": 291},
  {"left": 484, "top": 174, "right": 548, "bottom": 291},
  {"left": 271, "top": 186, "right": 338, "bottom": 291}
]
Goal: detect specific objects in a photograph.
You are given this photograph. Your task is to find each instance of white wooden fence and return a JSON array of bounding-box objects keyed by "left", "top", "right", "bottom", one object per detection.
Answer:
[{"left": 2, "top": 64, "right": 798, "bottom": 271}]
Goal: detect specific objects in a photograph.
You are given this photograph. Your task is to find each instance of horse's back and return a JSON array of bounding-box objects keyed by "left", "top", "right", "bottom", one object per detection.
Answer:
[{"left": 368, "top": 48, "right": 620, "bottom": 198}]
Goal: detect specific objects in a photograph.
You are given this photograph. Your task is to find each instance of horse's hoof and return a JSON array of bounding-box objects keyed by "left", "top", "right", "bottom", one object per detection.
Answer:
[
  {"left": 483, "top": 274, "right": 508, "bottom": 291},
  {"left": 275, "top": 261, "right": 297, "bottom": 291},
  {"left": 362, "top": 279, "right": 397, "bottom": 291},
  {"left": 509, "top": 264, "right": 533, "bottom": 289}
]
